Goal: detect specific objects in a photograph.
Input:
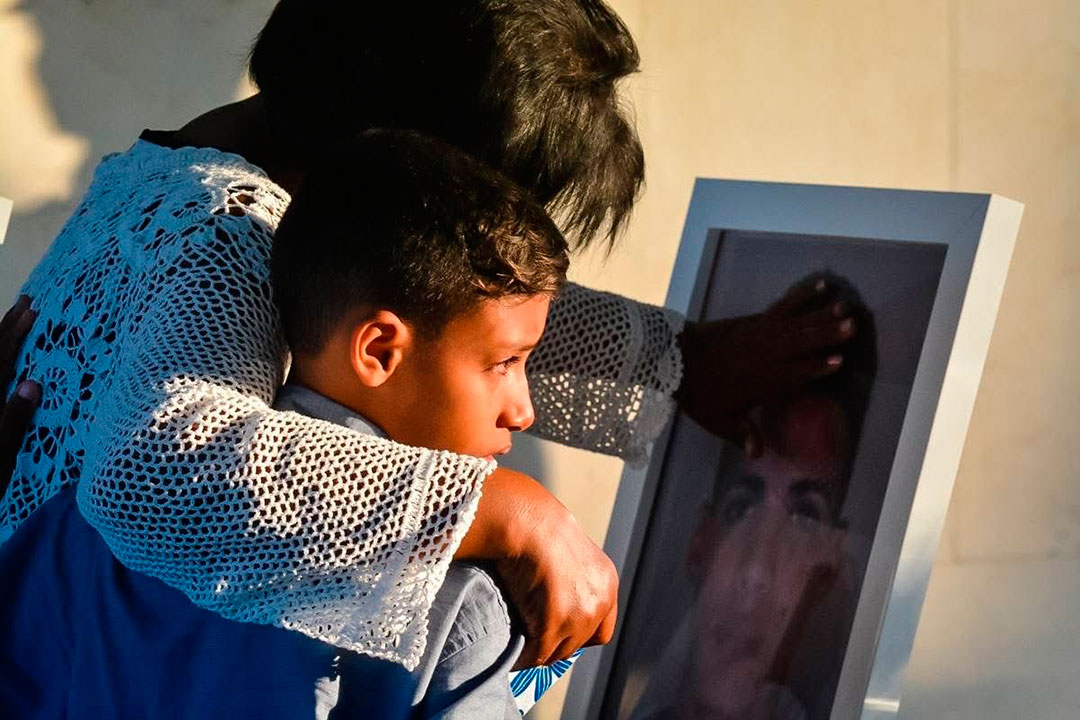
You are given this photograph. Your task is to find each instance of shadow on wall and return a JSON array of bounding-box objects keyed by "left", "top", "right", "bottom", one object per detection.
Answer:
[{"left": 1, "top": 0, "right": 278, "bottom": 301}]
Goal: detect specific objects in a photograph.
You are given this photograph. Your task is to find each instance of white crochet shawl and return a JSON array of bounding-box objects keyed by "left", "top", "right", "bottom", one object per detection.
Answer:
[{"left": 2, "top": 140, "right": 683, "bottom": 669}]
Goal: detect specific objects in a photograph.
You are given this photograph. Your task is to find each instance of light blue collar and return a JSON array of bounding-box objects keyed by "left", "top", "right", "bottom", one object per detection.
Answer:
[{"left": 272, "top": 384, "right": 387, "bottom": 438}]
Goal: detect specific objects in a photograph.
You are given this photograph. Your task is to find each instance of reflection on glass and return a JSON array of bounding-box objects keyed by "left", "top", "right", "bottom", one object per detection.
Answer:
[
  {"left": 604, "top": 231, "right": 947, "bottom": 720},
  {"left": 635, "top": 277, "right": 874, "bottom": 720}
]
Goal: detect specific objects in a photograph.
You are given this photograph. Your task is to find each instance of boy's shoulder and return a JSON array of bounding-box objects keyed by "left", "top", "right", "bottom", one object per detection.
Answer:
[{"left": 272, "top": 384, "right": 386, "bottom": 437}]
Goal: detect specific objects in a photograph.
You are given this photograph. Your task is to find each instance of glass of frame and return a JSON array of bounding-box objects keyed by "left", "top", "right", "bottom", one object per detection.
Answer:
[{"left": 562, "top": 180, "right": 1022, "bottom": 720}]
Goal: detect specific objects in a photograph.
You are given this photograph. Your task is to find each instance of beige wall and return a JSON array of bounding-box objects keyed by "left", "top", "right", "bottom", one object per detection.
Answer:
[
  {"left": 0, "top": 0, "right": 272, "bottom": 293},
  {"left": 1, "top": 1, "right": 1076, "bottom": 718}
]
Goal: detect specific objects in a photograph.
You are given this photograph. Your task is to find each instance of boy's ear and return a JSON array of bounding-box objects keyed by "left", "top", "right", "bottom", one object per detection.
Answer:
[{"left": 349, "top": 310, "right": 413, "bottom": 387}]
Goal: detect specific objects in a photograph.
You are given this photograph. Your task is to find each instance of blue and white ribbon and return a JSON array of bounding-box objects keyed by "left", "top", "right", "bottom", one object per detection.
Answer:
[{"left": 508, "top": 649, "right": 584, "bottom": 716}]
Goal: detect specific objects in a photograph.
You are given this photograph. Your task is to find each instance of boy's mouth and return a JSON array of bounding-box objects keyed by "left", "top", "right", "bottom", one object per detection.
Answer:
[
  {"left": 485, "top": 445, "right": 512, "bottom": 462},
  {"left": 483, "top": 444, "right": 511, "bottom": 462}
]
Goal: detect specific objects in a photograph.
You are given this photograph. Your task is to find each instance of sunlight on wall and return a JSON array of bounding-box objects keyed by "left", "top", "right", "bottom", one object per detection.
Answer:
[{"left": 0, "top": 4, "right": 88, "bottom": 213}]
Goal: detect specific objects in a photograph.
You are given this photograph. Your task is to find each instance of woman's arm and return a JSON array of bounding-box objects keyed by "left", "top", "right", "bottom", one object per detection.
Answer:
[
  {"left": 527, "top": 282, "right": 684, "bottom": 463},
  {"left": 454, "top": 466, "right": 617, "bottom": 669},
  {"left": 71, "top": 213, "right": 492, "bottom": 671},
  {"left": 530, "top": 279, "right": 855, "bottom": 459},
  {"left": 69, "top": 208, "right": 616, "bottom": 672}
]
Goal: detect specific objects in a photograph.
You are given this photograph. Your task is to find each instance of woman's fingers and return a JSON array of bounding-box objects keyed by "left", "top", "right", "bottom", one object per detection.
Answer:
[
  {"left": 0, "top": 295, "right": 39, "bottom": 498},
  {"left": 0, "top": 294, "right": 32, "bottom": 337},
  {"left": 588, "top": 601, "right": 618, "bottom": 648},
  {"left": 0, "top": 295, "right": 36, "bottom": 395},
  {"left": 0, "top": 381, "right": 39, "bottom": 497},
  {"left": 759, "top": 353, "right": 845, "bottom": 402}
]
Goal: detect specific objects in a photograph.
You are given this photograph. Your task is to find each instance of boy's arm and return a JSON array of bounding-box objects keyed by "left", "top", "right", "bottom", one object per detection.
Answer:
[{"left": 408, "top": 563, "right": 525, "bottom": 720}]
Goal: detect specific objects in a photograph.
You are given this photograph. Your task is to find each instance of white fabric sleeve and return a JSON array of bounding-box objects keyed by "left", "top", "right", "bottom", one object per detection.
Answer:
[
  {"left": 527, "top": 282, "right": 685, "bottom": 465},
  {"left": 76, "top": 212, "right": 492, "bottom": 671}
]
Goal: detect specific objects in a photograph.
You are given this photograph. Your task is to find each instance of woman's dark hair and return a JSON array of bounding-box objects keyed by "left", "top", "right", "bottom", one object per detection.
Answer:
[
  {"left": 249, "top": 0, "right": 644, "bottom": 251},
  {"left": 271, "top": 129, "right": 569, "bottom": 355}
]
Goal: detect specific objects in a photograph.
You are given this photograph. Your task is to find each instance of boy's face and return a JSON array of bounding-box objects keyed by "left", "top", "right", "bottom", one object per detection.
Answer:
[{"left": 387, "top": 294, "right": 550, "bottom": 458}]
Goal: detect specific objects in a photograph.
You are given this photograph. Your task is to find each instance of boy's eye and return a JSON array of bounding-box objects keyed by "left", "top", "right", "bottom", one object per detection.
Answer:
[{"left": 490, "top": 356, "right": 521, "bottom": 375}]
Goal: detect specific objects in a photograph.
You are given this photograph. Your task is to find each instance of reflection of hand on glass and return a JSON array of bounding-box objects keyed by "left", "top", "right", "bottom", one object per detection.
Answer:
[{"left": 676, "top": 276, "right": 856, "bottom": 456}]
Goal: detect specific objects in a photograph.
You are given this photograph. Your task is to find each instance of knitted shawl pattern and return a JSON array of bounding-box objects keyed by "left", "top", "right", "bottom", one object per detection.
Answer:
[{"left": 1, "top": 140, "right": 683, "bottom": 669}]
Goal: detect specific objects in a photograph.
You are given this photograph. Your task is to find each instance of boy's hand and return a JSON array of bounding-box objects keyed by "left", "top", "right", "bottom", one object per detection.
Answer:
[
  {"left": 455, "top": 467, "right": 618, "bottom": 670},
  {"left": 676, "top": 277, "right": 855, "bottom": 456}
]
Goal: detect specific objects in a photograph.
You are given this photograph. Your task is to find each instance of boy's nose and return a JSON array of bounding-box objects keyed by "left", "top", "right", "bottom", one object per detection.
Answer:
[{"left": 500, "top": 392, "right": 535, "bottom": 433}]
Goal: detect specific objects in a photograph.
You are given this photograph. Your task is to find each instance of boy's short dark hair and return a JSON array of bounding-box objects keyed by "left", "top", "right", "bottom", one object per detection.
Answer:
[
  {"left": 271, "top": 130, "right": 570, "bottom": 355},
  {"left": 249, "top": 0, "right": 643, "bottom": 251}
]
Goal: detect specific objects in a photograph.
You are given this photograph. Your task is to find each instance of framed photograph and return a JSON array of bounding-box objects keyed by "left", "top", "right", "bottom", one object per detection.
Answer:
[{"left": 562, "top": 180, "right": 1022, "bottom": 720}]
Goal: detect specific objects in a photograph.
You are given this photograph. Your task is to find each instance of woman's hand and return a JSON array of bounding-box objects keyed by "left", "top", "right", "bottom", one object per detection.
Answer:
[
  {"left": 0, "top": 295, "right": 40, "bottom": 496},
  {"left": 676, "top": 277, "right": 855, "bottom": 456},
  {"left": 455, "top": 466, "right": 618, "bottom": 669}
]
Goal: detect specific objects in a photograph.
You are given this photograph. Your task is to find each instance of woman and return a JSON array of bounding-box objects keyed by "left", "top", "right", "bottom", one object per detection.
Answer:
[{"left": 1, "top": 0, "right": 852, "bottom": 671}]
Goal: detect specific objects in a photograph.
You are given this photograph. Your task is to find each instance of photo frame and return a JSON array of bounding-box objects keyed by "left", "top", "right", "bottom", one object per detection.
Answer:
[{"left": 561, "top": 179, "right": 1022, "bottom": 720}]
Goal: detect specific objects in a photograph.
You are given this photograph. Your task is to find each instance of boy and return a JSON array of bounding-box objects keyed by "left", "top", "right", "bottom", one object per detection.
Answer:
[
  {"left": 0, "top": 130, "right": 572, "bottom": 719},
  {"left": 270, "top": 127, "right": 575, "bottom": 716}
]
